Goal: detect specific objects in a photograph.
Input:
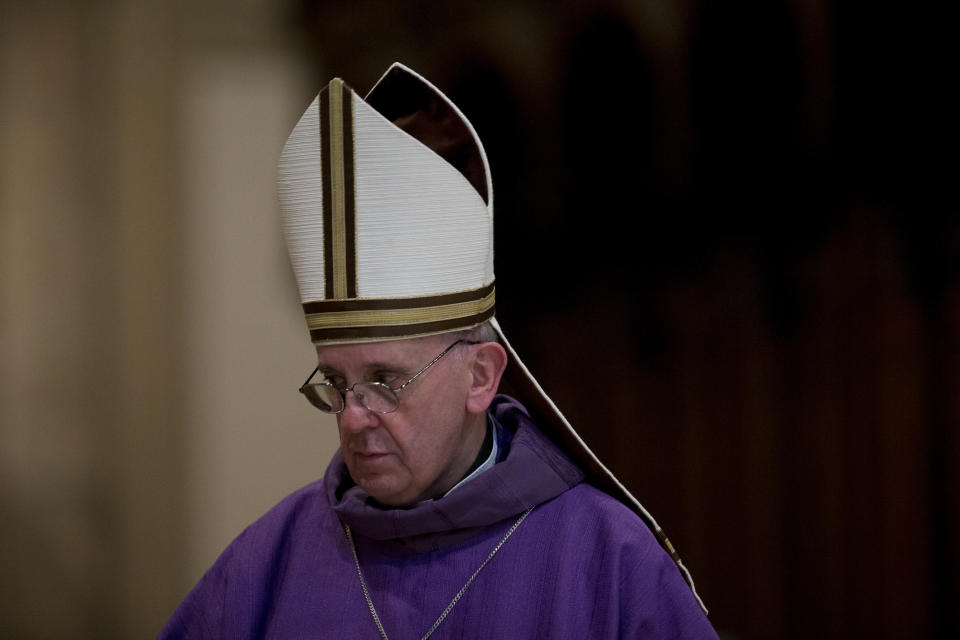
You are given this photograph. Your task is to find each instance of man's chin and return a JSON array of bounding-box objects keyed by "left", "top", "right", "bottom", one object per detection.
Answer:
[
  {"left": 348, "top": 452, "right": 396, "bottom": 478},
  {"left": 354, "top": 474, "right": 414, "bottom": 507}
]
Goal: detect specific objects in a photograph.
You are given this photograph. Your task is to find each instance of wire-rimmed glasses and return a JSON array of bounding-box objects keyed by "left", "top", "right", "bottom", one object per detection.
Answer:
[{"left": 299, "top": 339, "right": 477, "bottom": 414}]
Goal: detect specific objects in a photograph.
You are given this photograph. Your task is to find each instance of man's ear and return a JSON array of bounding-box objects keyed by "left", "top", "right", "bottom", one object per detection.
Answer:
[{"left": 465, "top": 342, "right": 508, "bottom": 414}]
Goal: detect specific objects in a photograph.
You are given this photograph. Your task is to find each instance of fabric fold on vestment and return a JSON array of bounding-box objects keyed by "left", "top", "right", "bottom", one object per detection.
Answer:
[{"left": 327, "top": 395, "right": 584, "bottom": 551}]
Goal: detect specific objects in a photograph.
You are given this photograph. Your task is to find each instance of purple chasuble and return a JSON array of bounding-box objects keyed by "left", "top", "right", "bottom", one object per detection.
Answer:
[{"left": 159, "top": 396, "right": 718, "bottom": 639}]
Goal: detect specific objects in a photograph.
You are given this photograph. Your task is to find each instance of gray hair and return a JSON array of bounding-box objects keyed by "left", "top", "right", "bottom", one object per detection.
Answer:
[
  {"left": 453, "top": 320, "right": 499, "bottom": 345},
  {"left": 447, "top": 320, "right": 500, "bottom": 361}
]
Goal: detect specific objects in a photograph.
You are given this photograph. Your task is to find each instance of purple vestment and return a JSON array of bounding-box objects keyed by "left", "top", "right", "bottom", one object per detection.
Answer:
[{"left": 159, "top": 396, "right": 718, "bottom": 639}]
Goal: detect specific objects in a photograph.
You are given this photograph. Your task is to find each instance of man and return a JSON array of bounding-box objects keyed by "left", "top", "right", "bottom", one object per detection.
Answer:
[{"left": 159, "top": 63, "right": 717, "bottom": 639}]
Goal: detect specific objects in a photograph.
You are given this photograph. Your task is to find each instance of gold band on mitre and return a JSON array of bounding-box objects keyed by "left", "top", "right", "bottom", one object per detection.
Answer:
[{"left": 303, "top": 281, "right": 496, "bottom": 343}]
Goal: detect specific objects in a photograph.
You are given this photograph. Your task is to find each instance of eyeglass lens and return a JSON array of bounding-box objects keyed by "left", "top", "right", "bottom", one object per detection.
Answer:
[{"left": 302, "top": 382, "right": 399, "bottom": 414}]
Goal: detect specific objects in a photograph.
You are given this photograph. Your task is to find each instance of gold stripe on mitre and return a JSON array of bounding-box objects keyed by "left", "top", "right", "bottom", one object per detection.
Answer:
[
  {"left": 302, "top": 282, "right": 495, "bottom": 342},
  {"left": 318, "top": 78, "right": 357, "bottom": 301}
]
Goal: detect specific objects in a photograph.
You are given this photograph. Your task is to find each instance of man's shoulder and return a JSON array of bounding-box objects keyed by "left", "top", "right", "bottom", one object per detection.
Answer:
[
  {"left": 513, "top": 483, "right": 716, "bottom": 637},
  {"left": 541, "top": 483, "right": 661, "bottom": 549},
  {"left": 262, "top": 476, "right": 330, "bottom": 521},
  {"left": 218, "top": 477, "right": 335, "bottom": 561},
  {"left": 547, "top": 482, "right": 648, "bottom": 522}
]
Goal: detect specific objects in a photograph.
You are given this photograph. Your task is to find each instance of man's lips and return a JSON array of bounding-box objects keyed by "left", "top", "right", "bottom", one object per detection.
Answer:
[{"left": 355, "top": 451, "right": 391, "bottom": 460}]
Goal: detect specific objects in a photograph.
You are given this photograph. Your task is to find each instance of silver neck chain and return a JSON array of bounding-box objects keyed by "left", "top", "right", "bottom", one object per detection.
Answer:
[{"left": 343, "top": 506, "right": 535, "bottom": 640}]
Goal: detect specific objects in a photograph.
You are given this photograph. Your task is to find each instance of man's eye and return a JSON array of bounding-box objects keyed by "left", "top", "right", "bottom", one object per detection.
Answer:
[
  {"left": 373, "top": 373, "right": 398, "bottom": 386},
  {"left": 323, "top": 376, "right": 346, "bottom": 389}
]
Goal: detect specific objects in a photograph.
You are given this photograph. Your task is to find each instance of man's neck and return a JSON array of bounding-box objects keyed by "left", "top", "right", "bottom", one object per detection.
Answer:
[
  {"left": 410, "top": 412, "right": 493, "bottom": 505},
  {"left": 439, "top": 415, "right": 497, "bottom": 499},
  {"left": 461, "top": 417, "right": 494, "bottom": 480}
]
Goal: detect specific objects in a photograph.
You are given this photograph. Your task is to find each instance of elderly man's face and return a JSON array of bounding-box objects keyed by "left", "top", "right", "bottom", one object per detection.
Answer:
[{"left": 314, "top": 335, "right": 485, "bottom": 506}]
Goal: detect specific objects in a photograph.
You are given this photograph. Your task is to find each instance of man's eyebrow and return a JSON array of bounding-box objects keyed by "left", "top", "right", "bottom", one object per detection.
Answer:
[
  {"left": 365, "top": 361, "right": 403, "bottom": 371},
  {"left": 316, "top": 361, "right": 406, "bottom": 375}
]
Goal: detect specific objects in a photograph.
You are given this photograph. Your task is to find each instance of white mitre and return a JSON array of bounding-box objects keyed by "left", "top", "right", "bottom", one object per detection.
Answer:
[
  {"left": 277, "top": 64, "right": 494, "bottom": 343},
  {"left": 276, "top": 62, "right": 706, "bottom": 613}
]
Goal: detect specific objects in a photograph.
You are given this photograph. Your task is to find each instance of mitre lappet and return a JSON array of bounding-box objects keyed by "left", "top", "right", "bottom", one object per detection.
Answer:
[{"left": 276, "top": 61, "right": 706, "bottom": 613}]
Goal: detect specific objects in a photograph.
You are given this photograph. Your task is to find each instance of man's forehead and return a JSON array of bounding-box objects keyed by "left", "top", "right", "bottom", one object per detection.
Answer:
[{"left": 314, "top": 334, "right": 450, "bottom": 368}]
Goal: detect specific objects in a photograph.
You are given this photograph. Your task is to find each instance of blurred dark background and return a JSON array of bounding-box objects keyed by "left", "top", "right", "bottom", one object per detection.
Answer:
[
  {"left": 1, "top": 0, "right": 955, "bottom": 638},
  {"left": 293, "top": 1, "right": 958, "bottom": 637}
]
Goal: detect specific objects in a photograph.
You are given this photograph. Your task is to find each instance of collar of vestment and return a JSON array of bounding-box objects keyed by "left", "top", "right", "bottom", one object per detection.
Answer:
[
  {"left": 325, "top": 395, "right": 584, "bottom": 553},
  {"left": 441, "top": 412, "right": 498, "bottom": 498}
]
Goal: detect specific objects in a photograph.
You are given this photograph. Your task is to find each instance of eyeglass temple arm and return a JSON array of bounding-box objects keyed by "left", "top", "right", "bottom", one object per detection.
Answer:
[
  {"left": 299, "top": 366, "right": 320, "bottom": 391},
  {"left": 394, "top": 339, "right": 482, "bottom": 393}
]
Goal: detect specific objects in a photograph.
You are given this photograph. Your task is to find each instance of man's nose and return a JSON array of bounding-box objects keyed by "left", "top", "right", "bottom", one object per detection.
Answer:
[{"left": 337, "top": 389, "right": 378, "bottom": 433}]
